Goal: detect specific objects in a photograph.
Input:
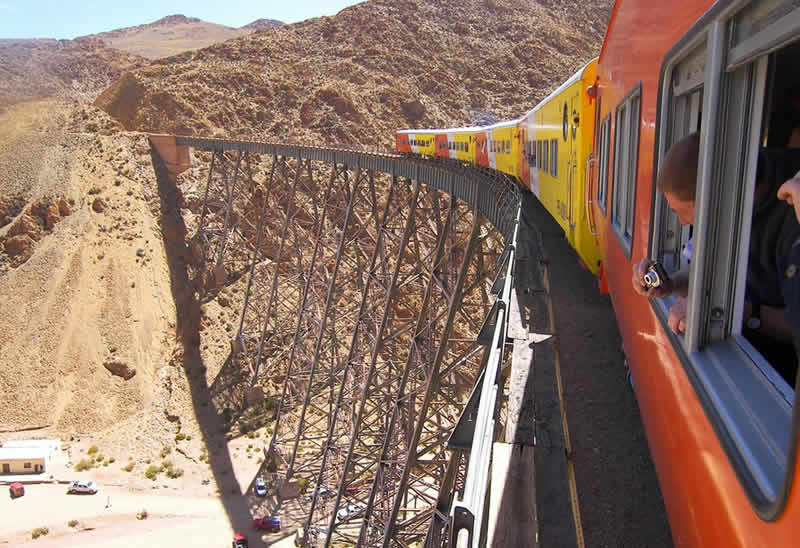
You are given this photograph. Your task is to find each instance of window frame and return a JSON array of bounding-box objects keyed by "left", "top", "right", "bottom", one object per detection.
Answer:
[
  {"left": 610, "top": 82, "right": 642, "bottom": 258},
  {"left": 648, "top": 0, "right": 800, "bottom": 521},
  {"left": 596, "top": 113, "right": 611, "bottom": 215}
]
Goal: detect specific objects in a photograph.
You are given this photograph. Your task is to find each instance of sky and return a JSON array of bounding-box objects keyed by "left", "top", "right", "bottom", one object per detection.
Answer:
[{"left": 0, "top": 0, "right": 366, "bottom": 40}]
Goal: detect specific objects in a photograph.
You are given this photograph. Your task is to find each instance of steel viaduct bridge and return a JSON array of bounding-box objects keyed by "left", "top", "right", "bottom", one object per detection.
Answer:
[{"left": 149, "top": 135, "right": 569, "bottom": 548}]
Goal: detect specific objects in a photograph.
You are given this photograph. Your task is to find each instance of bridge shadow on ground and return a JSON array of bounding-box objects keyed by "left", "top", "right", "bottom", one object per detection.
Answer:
[{"left": 151, "top": 149, "right": 263, "bottom": 545}]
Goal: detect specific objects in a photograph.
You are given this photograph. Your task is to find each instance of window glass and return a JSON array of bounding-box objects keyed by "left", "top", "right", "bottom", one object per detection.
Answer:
[
  {"left": 537, "top": 141, "right": 543, "bottom": 169},
  {"left": 550, "top": 138, "right": 558, "bottom": 177},
  {"left": 543, "top": 140, "right": 549, "bottom": 174}
]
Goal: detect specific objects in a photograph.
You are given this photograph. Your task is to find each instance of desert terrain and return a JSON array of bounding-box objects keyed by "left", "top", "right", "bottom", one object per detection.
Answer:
[{"left": 0, "top": 0, "right": 613, "bottom": 545}]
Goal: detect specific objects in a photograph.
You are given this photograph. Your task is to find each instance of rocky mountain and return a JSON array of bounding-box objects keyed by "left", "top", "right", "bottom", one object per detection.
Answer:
[
  {"left": 93, "top": 0, "right": 612, "bottom": 148},
  {"left": 240, "top": 18, "right": 285, "bottom": 32},
  {"left": 84, "top": 13, "right": 285, "bottom": 59},
  {"left": 0, "top": 37, "right": 145, "bottom": 110}
]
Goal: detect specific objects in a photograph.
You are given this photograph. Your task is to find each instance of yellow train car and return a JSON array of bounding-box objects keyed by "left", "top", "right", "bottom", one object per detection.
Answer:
[
  {"left": 395, "top": 130, "right": 437, "bottom": 157},
  {"left": 518, "top": 58, "right": 600, "bottom": 273},
  {"left": 486, "top": 121, "right": 520, "bottom": 179}
]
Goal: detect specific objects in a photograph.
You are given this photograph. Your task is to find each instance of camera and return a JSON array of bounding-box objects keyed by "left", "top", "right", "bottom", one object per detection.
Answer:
[{"left": 642, "top": 262, "right": 669, "bottom": 289}]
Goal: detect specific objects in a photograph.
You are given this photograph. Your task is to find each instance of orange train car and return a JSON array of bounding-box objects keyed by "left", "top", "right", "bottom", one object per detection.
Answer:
[{"left": 590, "top": 0, "right": 800, "bottom": 546}]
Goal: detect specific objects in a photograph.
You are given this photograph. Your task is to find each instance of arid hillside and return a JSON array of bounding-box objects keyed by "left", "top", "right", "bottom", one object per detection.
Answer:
[
  {"left": 0, "top": 37, "right": 145, "bottom": 110},
  {"left": 95, "top": 0, "right": 612, "bottom": 145},
  {"left": 84, "top": 14, "right": 284, "bottom": 60}
]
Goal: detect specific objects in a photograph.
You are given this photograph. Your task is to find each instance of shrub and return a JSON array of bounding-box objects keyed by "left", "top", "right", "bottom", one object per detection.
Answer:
[
  {"left": 123, "top": 462, "right": 134, "bottom": 472},
  {"left": 160, "top": 446, "right": 171, "bottom": 458},
  {"left": 136, "top": 509, "right": 148, "bottom": 520},
  {"left": 161, "top": 459, "right": 173, "bottom": 470},
  {"left": 68, "top": 520, "right": 78, "bottom": 528},
  {"left": 75, "top": 459, "right": 93, "bottom": 472},
  {"left": 108, "top": 457, "right": 115, "bottom": 464},
  {"left": 31, "top": 527, "right": 49, "bottom": 539},
  {"left": 87, "top": 445, "right": 99, "bottom": 455},
  {"left": 175, "top": 433, "right": 186, "bottom": 442},
  {"left": 145, "top": 465, "right": 161, "bottom": 480},
  {"left": 296, "top": 477, "right": 310, "bottom": 494},
  {"left": 186, "top": 435, "right": 192, "bottom": 441},
  {"left": 166, "top": 467, "right": 184, "bottom": 479},
  {"left": 95, "top": 454, "right": 104, "bottom": 462},
  {"left": 265, "top": 454, "right": 278, "bottom": 473}
]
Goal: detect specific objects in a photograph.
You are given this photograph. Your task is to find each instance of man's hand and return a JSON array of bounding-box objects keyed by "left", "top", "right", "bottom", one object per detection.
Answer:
[
  {"left": 632, "top": 258, "right": 673, "bottom": 298},
  {"left": 668, "top": 297, "right": 688, "bottom": 334},
  {"left": 777, "top": 170, "right": 800, "bottom": 224}
]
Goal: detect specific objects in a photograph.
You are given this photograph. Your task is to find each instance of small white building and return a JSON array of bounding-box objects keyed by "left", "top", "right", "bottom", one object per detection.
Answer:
[{"left": 0, "top": 439, "right": 60, "bottom": 475}]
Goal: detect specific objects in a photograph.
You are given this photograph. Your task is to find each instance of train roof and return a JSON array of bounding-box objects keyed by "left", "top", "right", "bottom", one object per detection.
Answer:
[
  {"left": 397, "top": 58, "right": 597, "bottom": 136},
  {"left": 396, "top": 118, "right": 520, "bottom": 135},
  {"left": 522, "top": 57, "right": 598, "bottom": 117}
]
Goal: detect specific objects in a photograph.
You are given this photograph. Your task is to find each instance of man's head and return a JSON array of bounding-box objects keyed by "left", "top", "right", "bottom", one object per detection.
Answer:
[{"left": 657, "top": 132, "right": 700, "bottom": 224}]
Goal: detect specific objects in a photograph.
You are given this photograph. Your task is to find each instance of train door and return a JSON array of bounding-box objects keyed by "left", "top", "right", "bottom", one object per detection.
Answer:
[
  {"left": 475, "top": 132, "right": 488, "bottom": 168},
  {"left": 564, "top": 93, "right": 579, "bottom": 240}
]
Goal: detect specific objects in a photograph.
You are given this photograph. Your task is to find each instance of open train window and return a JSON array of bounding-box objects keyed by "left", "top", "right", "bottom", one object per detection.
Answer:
[
  {"left": 611, "top": 83, "right": 642, "bottom": 257},
  {"left": 650, "top": 0, "right": 800, "bottom": 520}
]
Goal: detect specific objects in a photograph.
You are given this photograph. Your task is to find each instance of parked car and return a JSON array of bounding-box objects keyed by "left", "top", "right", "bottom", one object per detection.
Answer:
[
  {"left": 67, "top": 480, "right": 98, "bottom": 494},
  {"left": 254, "top": 476, "right": 267, "bottom": 497},
  {"left": 252, "top": 516, "right": 281, "bottom": 532},
  {"left": 311, "top": 485, "right": 334, "bottom": 499},
  {"left": 232, "top": 533, "right": 248, "bottom": 548},
  {"left": 9, "top": 482, "right": 24, "bottom": 498},
  {"left": 336, "top": 502, "right": 366, "bottom": 521}
]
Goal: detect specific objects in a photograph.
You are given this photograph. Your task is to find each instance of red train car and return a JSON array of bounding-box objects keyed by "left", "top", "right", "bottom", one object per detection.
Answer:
[{"left": 590, "top": 0, "right": 800, "bottom": 546}]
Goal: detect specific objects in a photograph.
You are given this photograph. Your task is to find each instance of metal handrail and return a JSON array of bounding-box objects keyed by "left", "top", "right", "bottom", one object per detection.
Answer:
[{"left": 449, "top": 206, "right": 520, "bottom": 548}]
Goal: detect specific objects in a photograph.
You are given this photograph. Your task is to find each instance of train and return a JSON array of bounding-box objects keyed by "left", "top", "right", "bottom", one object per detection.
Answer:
[{"left": 396, "top": 0, "right": 800, "bottom": 546}]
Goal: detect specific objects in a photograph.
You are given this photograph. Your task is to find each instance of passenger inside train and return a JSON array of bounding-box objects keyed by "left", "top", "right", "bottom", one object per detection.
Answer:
[{"left": 634, "top": 42, "right": 800, "bottom": 385}]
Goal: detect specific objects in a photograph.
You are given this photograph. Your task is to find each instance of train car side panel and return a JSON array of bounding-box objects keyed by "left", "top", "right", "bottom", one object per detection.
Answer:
[{"left": 592, "top": 1, "right": 799, "bottom": 545}]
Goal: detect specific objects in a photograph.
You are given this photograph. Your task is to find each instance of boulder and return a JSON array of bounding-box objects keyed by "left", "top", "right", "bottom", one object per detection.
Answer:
[
  {"left": 92, "top": 198, "right": 106, "bottom": 213},
  {"left": 7, "top": 214, "right": 43, "bottom": 240},
  {"left": 30, "top": 199, "right": 62, "bottom": 230},
  {"left": 104, "top": 360, "right": 136, "bottom": 380},
  {"left": 2, "top": 234, "right": 34, "bottom": 259}
]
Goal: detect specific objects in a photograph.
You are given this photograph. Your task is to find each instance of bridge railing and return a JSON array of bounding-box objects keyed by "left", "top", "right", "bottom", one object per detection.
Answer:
[
  {"left": 448, "top": 205, "right": 520, "bottom": 548},
  {"left": 173, "top": 137, "right": 521, "bottom": 242}
]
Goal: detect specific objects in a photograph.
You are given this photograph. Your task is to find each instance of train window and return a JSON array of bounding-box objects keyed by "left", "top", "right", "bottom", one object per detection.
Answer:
[
  {"left": 611, "top": 83, "right": 642, "bottom": 257},
  {"left": 543, "top": 140, "right": 549, "bottom": 174},
  {"left": 649, "top": 0, "right": 800, "bottom": 519},
  {"left": 550, "top": 138, "right": 558, "bottom": 177},
  {"left": 537, "top": 141, "right": 542, "bottom": 170},
  {"left": 596, "top": 113, "right": 611, "bottom": 214}
]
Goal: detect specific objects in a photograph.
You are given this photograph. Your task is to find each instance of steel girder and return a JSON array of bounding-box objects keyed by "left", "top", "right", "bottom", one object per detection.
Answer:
[{"left": 156, "top": 138, "right": 518, "bottom": 547}]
